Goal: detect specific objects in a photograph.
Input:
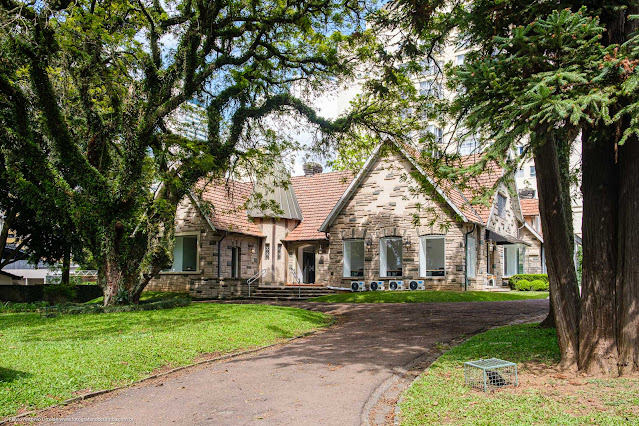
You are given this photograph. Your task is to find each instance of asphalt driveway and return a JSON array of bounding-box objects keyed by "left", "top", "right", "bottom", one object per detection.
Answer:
[{"left": 46, "top": 299, "right": 548, "bottom": 425}]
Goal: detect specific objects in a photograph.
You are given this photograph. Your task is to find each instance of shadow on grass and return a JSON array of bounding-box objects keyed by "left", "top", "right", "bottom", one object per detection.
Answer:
[{"left": 0, "top": 367, "right": 31, "bottom": 383}]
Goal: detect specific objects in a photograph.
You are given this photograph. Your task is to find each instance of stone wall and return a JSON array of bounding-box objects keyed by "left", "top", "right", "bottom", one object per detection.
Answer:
[
  {"left": 188, "top": 278, "right": 249, "bottom": 299},
  {"left": 327, "top": 151, "right": 482, "bottom": 291},
  {"left": 519, "top": 226, "right": 544, "bottom": 274},
  {"left": 147, "top": 196, "right": 262, "bottom": 294},
  {"left": 488, "top": 183, "right": 519, "bottom": 239}
]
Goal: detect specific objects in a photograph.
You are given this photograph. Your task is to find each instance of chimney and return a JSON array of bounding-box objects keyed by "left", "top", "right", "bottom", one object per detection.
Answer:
[
  {"left": 303, "top": 162, "right": 323, "bottom": 177},
  {"left": 518, "top": 187, "right": 536, "bottom": 199}
]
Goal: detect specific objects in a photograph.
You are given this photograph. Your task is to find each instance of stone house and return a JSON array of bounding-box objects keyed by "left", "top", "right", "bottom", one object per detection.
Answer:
[
  {"left": 319, "top": 141, "right": 541, "bottom": 291},
  {"left": 148, "top": 140, "right": 545, "bottom": 298}
]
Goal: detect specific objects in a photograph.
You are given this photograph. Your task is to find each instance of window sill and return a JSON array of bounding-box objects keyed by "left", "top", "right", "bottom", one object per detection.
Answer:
[{"left": 159, "top": 270, "right": 203, "bottom": 275}]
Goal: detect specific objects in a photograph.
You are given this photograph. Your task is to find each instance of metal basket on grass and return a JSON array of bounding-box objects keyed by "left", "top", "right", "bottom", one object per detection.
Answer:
[{"left": 464, "top": 358, "right": 518, "bottom": 392}]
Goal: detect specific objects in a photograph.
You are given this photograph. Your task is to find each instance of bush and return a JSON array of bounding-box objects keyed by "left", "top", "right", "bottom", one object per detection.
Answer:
[
  {"left": 43, "top": 284, "right": 77, "bottom": 304},
  {"left": 515, "top": 280, "right": 532, "bottom": 291},
  {"left": 508, "top": 274, "right": 549, "bottom": 289},
  {"left": 530, "top": 280, "right": 549, "bottom": 291}
]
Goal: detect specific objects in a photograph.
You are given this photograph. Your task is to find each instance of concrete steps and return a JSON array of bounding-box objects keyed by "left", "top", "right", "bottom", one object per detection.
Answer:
[{"left": 249, "top": 286, "right": 335, "bottom": 300}]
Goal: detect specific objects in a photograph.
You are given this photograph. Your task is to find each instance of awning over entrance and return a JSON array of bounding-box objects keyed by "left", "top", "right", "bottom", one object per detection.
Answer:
[{"left": 485, "top": 229, "right": 530, "bottom": 246}]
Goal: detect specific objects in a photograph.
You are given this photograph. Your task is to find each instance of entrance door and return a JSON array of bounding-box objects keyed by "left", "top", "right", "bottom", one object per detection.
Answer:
[{"left": 302, "top": 250, "right": 315, "bottom": 284}]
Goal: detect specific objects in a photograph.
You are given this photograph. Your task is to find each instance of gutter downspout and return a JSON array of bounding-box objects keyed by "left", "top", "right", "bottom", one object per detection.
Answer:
[
  {"left": 217, "top": 231, "right": 228, "bottom": 279},
  {"left": 464, "top": 224, "right": 476, "bottom": 292}
]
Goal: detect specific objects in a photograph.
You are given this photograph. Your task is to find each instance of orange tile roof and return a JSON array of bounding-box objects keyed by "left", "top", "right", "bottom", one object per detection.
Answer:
[
  {"left": 284, "top": 171, "right": 355, "bottom": 241},
  {"left": 399, "top": 144, "right": 486, "bottom": 224},
  {"left": 520, "top": 198, "right": 540, "bottom": 217},
  {"left": 456, "top": 154, "right": 504, "bottom": 224},
  {"left": 195, "top": 180, "right": 264, "bottom": 237}
]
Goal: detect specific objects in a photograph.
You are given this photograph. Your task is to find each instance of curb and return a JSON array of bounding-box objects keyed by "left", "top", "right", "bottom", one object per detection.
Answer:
[{"left": 1, "top": 315, "right": 336, "bottom": 425}]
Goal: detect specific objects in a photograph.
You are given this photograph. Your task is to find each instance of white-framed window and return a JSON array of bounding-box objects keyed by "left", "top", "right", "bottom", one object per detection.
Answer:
[
  {"left": 459, "top": 137, "right": 479, "bottom": 155},
  {"left": 423, "top": 125, "right": 443, "bottom": 144},
  {"left": 515, "top": 168, "right": 524, "bottom": 178},
  {"left": 467, "top": 234, "right": 477, "bottom": 278},
  {"left": 419, "top": 80, "right": 443, "bottom": 98},
  {"left": 419, "top": 235, "right": 446, "bottom": 277},
  {"left": 503, "top": 245, "right": 526, "bottom": 276},
  {"left": 529, "top": 166, "right": 536, "bottom": 177},
  {"left": 343, "top": 240, "right": 365, "bottom": 278},
  {"left": 455, "top": 54, "right": 465, "bottom": 66},
  {"left": 496, "top": 193, "right": 507, "bottom": 217},
  {"left": 164, "top": 234, "right": 199, "bottom": 272},
  {"left": 380, "top": 237, "right": 403, "bottom": 277}
]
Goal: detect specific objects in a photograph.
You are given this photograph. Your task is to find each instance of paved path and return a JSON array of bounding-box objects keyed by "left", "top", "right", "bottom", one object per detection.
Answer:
[{"left": 50, "top": 300, "right": 548, "bottom": 425}]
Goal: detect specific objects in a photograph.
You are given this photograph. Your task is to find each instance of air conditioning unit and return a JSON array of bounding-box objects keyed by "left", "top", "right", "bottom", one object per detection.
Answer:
[
  {"left": 369, "top": 281, "right": 384, "bottom": 291},
  {"left": 388, "top": 280, "right": 404, "bottom": 291},
  {"left": 351, "top": 281, "right": 366, "bottom": 292},
  {"left": 408, "top": 280, "right": 425, "bottom": 291}
]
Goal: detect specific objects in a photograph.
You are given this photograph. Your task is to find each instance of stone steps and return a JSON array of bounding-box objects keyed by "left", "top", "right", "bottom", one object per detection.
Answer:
[{"left": 249, "top": 286, "right": 335, "bottom": 300}]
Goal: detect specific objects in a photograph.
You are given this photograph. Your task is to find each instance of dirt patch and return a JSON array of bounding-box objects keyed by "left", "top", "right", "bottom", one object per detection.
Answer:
[{"left": 476, "top": 362, "right": 639, "bottom": 421}]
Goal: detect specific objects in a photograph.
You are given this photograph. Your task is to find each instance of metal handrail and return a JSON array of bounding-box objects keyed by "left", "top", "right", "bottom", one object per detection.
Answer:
[
  {"left": 289, "top": 267, "right": 302, "bottom": 298},
  {"left": 247, "top": 268, "right": 267, "bottom": 298}
]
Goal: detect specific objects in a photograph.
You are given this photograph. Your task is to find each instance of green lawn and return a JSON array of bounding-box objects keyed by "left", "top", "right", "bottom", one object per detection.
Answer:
[
  {"left": 0, "top": 303, "right": 330, "bottom": 418},
  {"left": 310, "top": 290, "right": 549, "bottom": 303},
  {"left": 399, "top": 324, "right": 639, "bottom": 425}
]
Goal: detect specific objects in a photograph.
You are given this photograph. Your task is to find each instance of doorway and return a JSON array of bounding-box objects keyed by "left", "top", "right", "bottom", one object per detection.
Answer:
[{"left": 302, "top": 248, "right": 316, "bottom": 284}]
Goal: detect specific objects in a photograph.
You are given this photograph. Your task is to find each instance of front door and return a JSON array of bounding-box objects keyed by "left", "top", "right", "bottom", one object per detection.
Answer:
[{"left": 302, "top": 251, "right": 315, "bottom": 284}]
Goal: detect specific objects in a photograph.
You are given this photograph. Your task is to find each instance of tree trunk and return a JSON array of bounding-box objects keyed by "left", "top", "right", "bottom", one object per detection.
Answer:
[
  {"left": 61, "top": 247, "right": 71, "bottom": 285},
  {"left": 539, "top": 297, "right": 555, "bottom": 328},
  {"left": 579, "top": 125, "right": 619, "bottom": 374},
  {"left": 616, "top": 136, "right": 639, "bottom": 374},
  {"left": 533, "top": 133, "right": 580, "bottom": 369}
]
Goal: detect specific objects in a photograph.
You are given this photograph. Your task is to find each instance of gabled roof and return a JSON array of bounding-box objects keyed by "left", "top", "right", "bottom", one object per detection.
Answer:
[
  {"left": 284, "top": 171, "right": 355, "bottom": 241},
  {"left": 195, "top": 180, "right": 264, "bottom": 237},
  {"left": 0, "top": 270, "right": 22, "bottom": 279},
  {"left": 520, "top": 198, "right": 540, "bottom": 217},
  {"left": 246, "top": 171, "right": 303, "bottom": 220},
  {"left": 319, "top": 141, "right": 488, "bottom": 232}
]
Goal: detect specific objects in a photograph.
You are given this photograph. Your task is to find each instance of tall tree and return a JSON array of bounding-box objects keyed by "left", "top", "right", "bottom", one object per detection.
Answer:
[
  {"left": 376, "top": 0, "right": 639, "bottom": 374},
  {"left": 0, "top": 0, "right": 391, "bottom": 305}
]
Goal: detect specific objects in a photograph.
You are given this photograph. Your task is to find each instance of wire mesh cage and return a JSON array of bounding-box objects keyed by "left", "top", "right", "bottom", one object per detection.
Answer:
[{"left": 464, "top": 358, "right": 518, "bottom": 392}]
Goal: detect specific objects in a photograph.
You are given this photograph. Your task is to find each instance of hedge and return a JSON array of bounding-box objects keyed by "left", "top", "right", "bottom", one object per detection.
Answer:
[
  {"left": 514, "top": 280, "right": 531, "bottom": 291},
  {"left": 530, "top": 280, "right": 549, "bottom": 291},
  {"left": 508, "top": 274, "right": 549, "bottom": 289}
]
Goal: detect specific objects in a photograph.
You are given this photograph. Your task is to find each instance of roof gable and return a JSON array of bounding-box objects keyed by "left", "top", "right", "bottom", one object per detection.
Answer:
[
  {"left": 283, "top": 171, "right": 355, "bottom": 241},
  {"left": 194, "top": 180, "right": 264, "bottom": 237},
  {"left": 319, "top": 141, "right": 487, "bottom": 232}
]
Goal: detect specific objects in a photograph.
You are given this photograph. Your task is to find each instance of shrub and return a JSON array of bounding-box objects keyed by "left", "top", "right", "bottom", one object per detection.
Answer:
[
  {"left": 515, "top": 280, "right": 532, "bottom": 291},
  {"left": 43, "top": 284, "right": 77, "bottom": 304},
  {"left": 530, "top": 280, "right": 549, "bottom": 291},
  {"left": 508, "top": 274, "right": 549, "bottom": 289}
]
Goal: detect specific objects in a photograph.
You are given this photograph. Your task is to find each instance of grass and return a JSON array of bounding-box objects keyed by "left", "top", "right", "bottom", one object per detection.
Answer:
[
  {"left": 399, "top": 324, "right": 639, "bottom": 425},
  {"left": 309, "top": 290, "right": 549, "bottom": 303},
  {"left": 0, "top": 303, "right": 330, "bottom": 418}
]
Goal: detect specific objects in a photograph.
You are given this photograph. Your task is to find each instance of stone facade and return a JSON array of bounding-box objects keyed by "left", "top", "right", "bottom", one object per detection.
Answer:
[
  {"left": 519, "top": 226, "right": 545, "bottom": 274},
  {"left": 145, "top": 148, "right": 545, "bottom": 298},
  {"left": 147, "top": 197, "right": 262, "bottom": 298},
  {"left": 326, "top": 152, "right": 486, "bottom": 291}
]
